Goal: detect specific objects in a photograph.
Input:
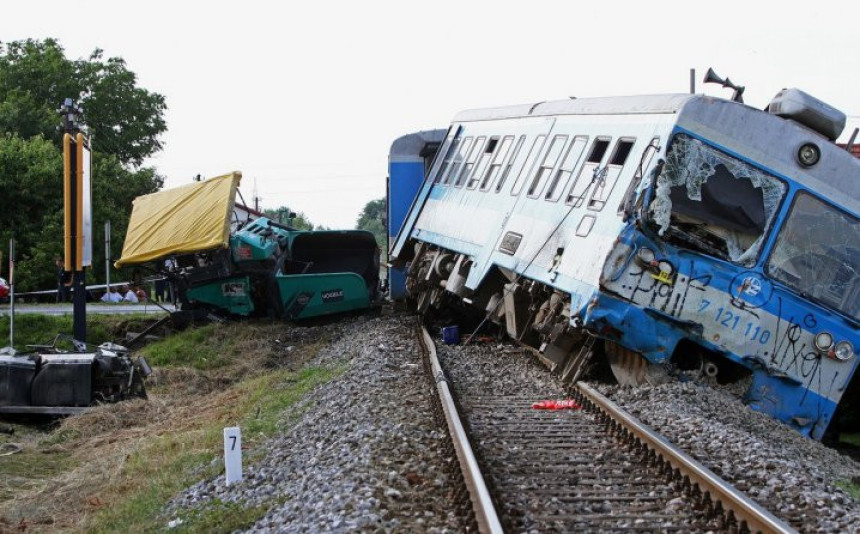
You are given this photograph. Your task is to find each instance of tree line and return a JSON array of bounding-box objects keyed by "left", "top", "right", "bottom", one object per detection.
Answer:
[
  {"left": 0, "top": 38, "right": 390, "bottom": 292},
  {"left": 0, "top": 38, "right": 165, "bottom": 291}
]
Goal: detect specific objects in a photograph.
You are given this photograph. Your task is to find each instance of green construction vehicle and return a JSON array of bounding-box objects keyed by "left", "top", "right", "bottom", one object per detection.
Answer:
[{"left": 116, "top": 172, "right": 380, "bottom": 319}]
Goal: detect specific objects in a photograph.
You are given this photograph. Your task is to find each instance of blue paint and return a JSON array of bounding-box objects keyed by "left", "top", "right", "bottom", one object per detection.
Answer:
[
  {"left": 388, "top": 161, "right": 427, "bottom": 300},
  {"left": 442, "top": 325, "right": 460, "bottom": 345},
  {"left": 745, "top": 370, "right": 838, "bottom": 440}
]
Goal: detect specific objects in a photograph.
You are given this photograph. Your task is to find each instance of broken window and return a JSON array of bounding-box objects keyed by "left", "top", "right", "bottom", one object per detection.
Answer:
[
  {"left": 767, "top": 192, "right": 860, "bottom": 321},
  {"left": 648, "top": 134, "right": 786, "bottom": 265}
]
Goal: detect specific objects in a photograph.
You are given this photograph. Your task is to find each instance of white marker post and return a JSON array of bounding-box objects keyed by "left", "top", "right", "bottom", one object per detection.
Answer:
[{"left": 223, "top": 426, "right": 242, "bottom": 485}]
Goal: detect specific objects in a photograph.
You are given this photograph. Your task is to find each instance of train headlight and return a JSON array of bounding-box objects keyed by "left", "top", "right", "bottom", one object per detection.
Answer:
[
  {"left": 634, "top": 247, "right": 656, "bottom": 268},
  {"left": 814, "top": 332, "right": 833, "bottom": 354},
  {"left": 796, "top": 143, "right": 821, "bottom": 167},
  {"left": 832, "top": 340, "right": 855, "bottom": 361}
]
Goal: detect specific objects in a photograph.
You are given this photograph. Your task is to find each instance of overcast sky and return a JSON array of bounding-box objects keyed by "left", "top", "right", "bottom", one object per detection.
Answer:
[{"left": 3, "top": 1, "right": 859, "bottom": 228}]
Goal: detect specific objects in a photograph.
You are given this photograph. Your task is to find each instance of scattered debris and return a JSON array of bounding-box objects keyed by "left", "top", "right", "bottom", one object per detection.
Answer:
[{"left": 531, "top": 399, "right": 582, "bottom": 410}]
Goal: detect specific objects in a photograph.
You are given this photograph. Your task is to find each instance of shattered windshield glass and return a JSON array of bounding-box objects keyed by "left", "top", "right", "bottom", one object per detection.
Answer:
[
  {"left": 649, "top": 134, "right": 786, "bottom": 265},
  {"left": 767, "top": 192, "right": 860, "bottom": 321}
]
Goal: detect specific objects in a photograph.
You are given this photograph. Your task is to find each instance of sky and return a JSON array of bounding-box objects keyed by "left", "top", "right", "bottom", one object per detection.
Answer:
[{"left": 3, "top": 0, "right": 859, "bottom": 229}]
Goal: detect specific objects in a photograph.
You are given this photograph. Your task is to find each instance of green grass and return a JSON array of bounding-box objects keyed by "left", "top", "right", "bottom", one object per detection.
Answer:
[
  {"left": 83, "top": 365, "right": 342, "bottom": 533},
  {"left": 236, "top": 365, "right": 341, "bottom": 437},
  {"left": 0, "top": 313, "right": 150, "bottom": 351},
  {"left": 839, "top": 433, "right": 860, "bottom": 447},
  {"left": 0, "top": 318, "right": 344, "bottom": 533},
  {"left": 170, "top": 499, "right": 273, "bottom": 534},
  {"left": 835, "top": 479, "right": 860, "bottom": 500},
  {"left": 140, "top": 323, "right": 235, "bottom": 370}
]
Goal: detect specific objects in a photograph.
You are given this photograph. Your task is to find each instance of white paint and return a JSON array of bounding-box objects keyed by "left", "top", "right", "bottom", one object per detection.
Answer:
[{"left": 223, "top": 426, "right": 243, "bottom": 485}]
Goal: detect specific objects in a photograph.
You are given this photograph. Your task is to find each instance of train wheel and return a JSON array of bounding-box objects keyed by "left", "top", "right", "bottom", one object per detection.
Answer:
[
  {"left": 560, "top": 335, "right": 597, "bottom": 384},
  {"left": 605, "top": 341, "right": 669, "bottom": 387}
]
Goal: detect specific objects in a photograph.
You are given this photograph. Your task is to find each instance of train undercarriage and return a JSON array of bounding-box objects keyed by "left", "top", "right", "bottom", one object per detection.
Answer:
[
  {"left": 403, "top": 240, "right": 860, "bottom": 439},
  {"left": 404, "top": 241, "right": 751, "bottom": 389}
]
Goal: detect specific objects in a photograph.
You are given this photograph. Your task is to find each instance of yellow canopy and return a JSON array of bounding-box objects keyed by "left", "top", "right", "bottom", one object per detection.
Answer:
[{"left": 115, "top": 172, "right": 242, "bottom": 267}]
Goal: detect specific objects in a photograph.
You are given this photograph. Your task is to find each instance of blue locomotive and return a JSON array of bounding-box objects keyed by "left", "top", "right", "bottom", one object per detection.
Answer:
[
  {"left": 390, "top": 85, "right": 859, "bottom": 440},
  {"left": 387, "top": 130, "right": 445, "bottom": 300}
]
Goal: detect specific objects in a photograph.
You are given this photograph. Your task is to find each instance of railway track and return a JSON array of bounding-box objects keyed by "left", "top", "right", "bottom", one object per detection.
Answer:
[{"left": 419, "top": 324, "right": 796, "bottom": 533}]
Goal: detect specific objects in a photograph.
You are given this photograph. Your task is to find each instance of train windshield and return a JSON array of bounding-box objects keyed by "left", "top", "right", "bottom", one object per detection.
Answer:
[
  {"left": 767, "top": 192, "right": 860, "bottom": 321},
  {"left": 649, "top": 134, "right": 786, "bottom": 266}
]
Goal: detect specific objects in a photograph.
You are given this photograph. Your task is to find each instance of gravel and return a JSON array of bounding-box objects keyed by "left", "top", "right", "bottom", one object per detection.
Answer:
[
  {"left": 164, "top": 309, "right": 860, "bottom": 533},
  {"left": 596, "top": 379, "right": 860, "bottom": 532},
  {"left": 165, "top": 311, "right": 463, "bottom": 532}
]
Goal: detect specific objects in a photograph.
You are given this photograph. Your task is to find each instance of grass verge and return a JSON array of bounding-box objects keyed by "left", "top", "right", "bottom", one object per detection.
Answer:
[
  {"left": 836, "top": 479, "right": 860, "bottom": 501},
  {"left": 0, "top": 313, "right": 163, "bottom": 351},
  {"left": 0, "top": 318, "right": 343, "bottom": 533}
]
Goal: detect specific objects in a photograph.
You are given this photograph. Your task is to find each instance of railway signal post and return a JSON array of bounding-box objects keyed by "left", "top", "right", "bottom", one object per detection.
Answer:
[{"left": 60, "top": 98, "right": 93, "bottom": 343}]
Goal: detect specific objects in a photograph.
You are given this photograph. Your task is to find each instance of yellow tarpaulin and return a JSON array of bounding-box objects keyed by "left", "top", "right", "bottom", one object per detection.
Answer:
[{"left": 115, "top": 172, "right": 242, "bottom": 267}]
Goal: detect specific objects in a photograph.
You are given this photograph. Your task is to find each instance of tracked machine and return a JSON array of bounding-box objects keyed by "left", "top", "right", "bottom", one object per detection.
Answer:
[{"left": 116, "top": 171, "right": 380, "bottom": 320}]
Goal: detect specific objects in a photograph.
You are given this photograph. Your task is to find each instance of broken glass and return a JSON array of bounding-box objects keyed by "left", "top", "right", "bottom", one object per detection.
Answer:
[
  {"left": 649, "top": 134, "right": 786, "bottom": 265},
  {"left": 767, "top": 192, "right": 860, "bottom": 321}
]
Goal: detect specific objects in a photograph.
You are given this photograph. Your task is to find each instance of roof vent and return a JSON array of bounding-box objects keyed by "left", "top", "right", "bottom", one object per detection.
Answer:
[{"left": 767, "top": 88, "right": 845, "bottom": 141}]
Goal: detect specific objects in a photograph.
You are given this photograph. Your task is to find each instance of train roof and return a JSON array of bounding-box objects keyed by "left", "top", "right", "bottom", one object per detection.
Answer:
[
  {"left": 451, "top": 93, "right": 860, "bottom": 215},
  {"left": 390, "top": 129, "right": 447, "bottom": 162},
  {"left": 452, "top": 94, "right": 697, "bottom": 122}
]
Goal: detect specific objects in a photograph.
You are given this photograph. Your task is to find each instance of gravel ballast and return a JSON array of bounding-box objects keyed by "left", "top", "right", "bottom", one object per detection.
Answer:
[
  {"left": 165, "top": 312, "right": 462, "bottom": 533},
  {"left": 596, "top": 379, "right": 860, "bottom": 532},
  {"left": 164, "top": 311, "right": 860, "bottom": 533}
]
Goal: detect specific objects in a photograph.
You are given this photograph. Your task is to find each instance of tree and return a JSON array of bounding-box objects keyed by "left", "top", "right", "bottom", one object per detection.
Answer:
[
  {"left": 356, "top": 198, "right": 386, "bottom": 255},
  {"left": 0, "top": 39, "right": 166, "bottom": 291},
  {"left": 262, "top": 207, "right": 315, "bottom": 230},
  {"left": 0, "top": 39, "right": 167, "bottom": 167},
  {"left": 0, "top": 134, "right": 62, "bottom": 287}
]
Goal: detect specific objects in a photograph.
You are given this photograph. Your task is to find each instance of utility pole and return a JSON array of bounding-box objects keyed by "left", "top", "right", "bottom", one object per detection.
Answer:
[
  {"left": 8, "top": 239, "right": 14, "bottom": 347},
  {"left": 59, "top": 98, "right": 92, "bottom": 344}
]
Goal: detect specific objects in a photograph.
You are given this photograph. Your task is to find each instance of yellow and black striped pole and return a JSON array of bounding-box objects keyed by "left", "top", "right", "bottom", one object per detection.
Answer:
[{"left": 60, "top": 99, "right": 89, "bottom": 343}]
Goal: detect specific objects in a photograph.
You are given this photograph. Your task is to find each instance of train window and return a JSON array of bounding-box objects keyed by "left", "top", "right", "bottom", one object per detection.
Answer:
[
  {"left": 468, "top": 136, "right": 498, "bottom": 189},
  {"left": 495, "top": 135, "right": 526, "bottom": 193},
  {"left": 618, "top": 137, "right": 660, "bottom": 216},
  {"left": 480, "top": 136, "right": 514, "bottom": 191},
  {"left": 766, "top": 192, "right": 860, "bottom": 321},
  {"left": 511, "top": 135, "right": 547, "bottom": 196},
  {"left": 527, "top": 135, "right": 568, "bottom": 198},
  {"left": 649, "top": 133, "right": 786, "bottom": 266},
  {"left": 455, "top": 136, "right": 486, "bottom": 187},
  {"left": 575, "top": 214, "right": 596, "bottom": 237},
  {"left": 588, "top": 138, "right": 636, "bottom": 210},
  {"left": 609, "top": 139, "right": 635, "bottom": 166},
  {"left": 545, "top": 136, "right": 588, "bottom": 201},
  {"left": 588, "top": 139, "right": 610, "bottom": 163},
  {"left": 434, "top": 137, "right": 460, "bottom": 184},
  {"left": 566, "top": 136, "right": 611, "bottom": 206},
  {"left": 442, "top": 137, "right": 473, "bottom": 185}
]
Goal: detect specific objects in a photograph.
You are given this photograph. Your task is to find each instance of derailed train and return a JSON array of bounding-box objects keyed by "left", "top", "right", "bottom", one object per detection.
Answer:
[{"left": 389, "top": 86, "right": 860, "bottom": 440}]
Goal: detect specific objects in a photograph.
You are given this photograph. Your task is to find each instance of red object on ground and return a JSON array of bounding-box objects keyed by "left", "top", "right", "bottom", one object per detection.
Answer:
[{"left": 531, "top": 399, "right": 582, "bottom": 410}]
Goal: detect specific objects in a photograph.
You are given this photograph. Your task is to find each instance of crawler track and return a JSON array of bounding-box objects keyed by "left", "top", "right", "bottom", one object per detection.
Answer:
[{"left": 419, "top": 324, "right": 795, "bottom": 533}]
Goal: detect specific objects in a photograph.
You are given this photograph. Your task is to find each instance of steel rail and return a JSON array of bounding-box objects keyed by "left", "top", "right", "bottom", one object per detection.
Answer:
[
  {"left": 575, "top": 382, "right": 796, "bottom": 534},
  {"left": 420, "top": 326, "right": 504, "bottom": 534}
]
